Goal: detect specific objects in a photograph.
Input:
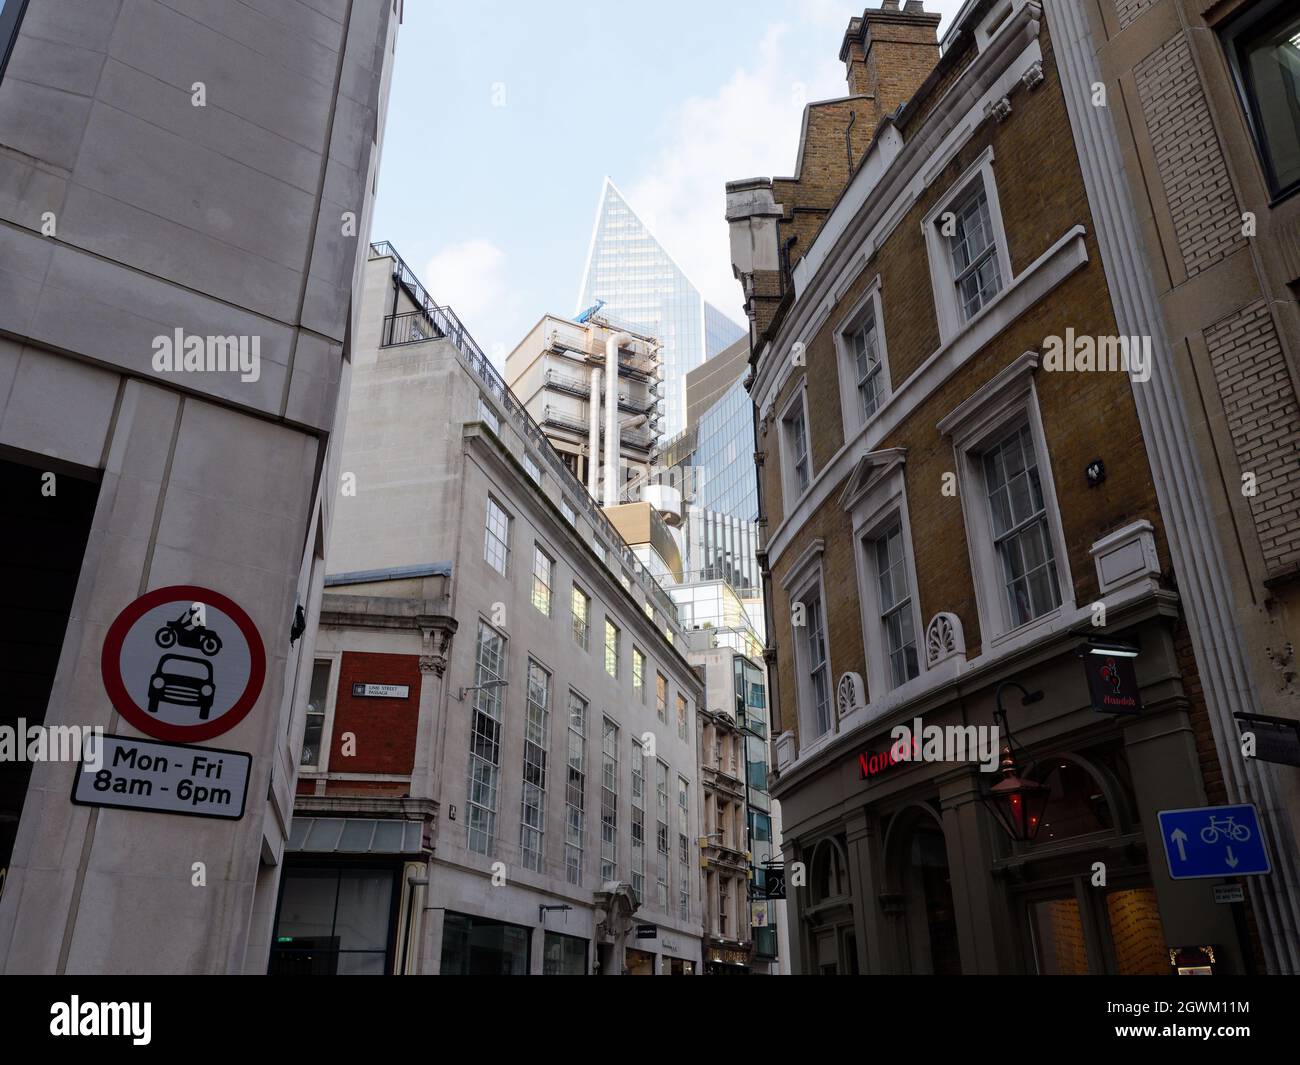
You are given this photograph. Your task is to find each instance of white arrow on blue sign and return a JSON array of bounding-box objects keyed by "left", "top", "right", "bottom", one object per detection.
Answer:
[{"left": 1157, "top": 804, "right": 1271, "bottom": 880}]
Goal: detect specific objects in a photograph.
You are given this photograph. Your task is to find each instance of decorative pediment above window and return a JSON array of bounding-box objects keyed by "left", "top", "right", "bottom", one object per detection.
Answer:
[
  {"left": 925, "top": 612, "right": 966, "bottom": 667},
  {"left": 837, "top": 448, "right": 907, "bottom": 514}
]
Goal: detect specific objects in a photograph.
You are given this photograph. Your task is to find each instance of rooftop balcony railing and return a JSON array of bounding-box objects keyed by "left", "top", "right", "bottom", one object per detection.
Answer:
[{"left": 369, "top": 242, "right": 679, "bottom": 624}]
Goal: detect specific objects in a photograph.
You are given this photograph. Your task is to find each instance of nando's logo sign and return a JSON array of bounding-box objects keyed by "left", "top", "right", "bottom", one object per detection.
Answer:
[{"left": 858, "top": 736, "right": 920, "bottom": 782}]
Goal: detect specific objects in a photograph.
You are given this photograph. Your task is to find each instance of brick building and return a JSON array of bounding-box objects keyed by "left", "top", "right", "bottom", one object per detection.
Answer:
[{"left": 727, "top": 0, "right": 1293, "bottom": 974}]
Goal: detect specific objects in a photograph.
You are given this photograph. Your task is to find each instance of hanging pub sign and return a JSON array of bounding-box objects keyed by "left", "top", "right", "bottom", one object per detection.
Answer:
[
  {"left": 1233, "top": 712, "right": 1300, "bottom": 767},
  {"left": 1082, "top": 649, "right": 1143, "bottom": 715},
  {"left": 762, "top": 864, "right": 787, "bottom": 901}
]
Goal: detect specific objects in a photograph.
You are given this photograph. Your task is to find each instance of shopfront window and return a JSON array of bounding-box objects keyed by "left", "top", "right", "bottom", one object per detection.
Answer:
[
  {"left": 625, "top": 947, "right": 656, "bottom": 975},
  {"left": 1029, "top": 897, "right": 1090, "bottom": 975},
  {"left": 270, "top": 865, "right": 397, "bottom": 975},
  {"left": 440, "top": 912, "right": 530, "bottom": 975},
  {"left": 903, "top": 821, "right": 961, "bottom": 975},
  {"left": 1105, "top": 887, "right": 1168, "bottom": 975},
  {"left": 543, "top": 931, "right": 588, "bottom": 975},
  {"left": 1032, "top": 760, "right": 1114, "bottom": 842}
]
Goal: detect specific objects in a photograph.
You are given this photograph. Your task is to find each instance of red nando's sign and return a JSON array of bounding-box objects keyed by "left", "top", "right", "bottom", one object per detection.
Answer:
[{"left": 858, "top": 736, "right": 920, "bottom": 782}]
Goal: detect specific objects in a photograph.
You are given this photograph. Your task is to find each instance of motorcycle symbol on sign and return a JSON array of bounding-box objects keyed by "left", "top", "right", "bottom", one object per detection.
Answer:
[{"left": 154, "top": 606, "right": 222, "bottom": 657}]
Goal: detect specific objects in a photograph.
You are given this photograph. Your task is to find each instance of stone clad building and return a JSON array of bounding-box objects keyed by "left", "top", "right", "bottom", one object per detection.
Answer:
[
  {"left": 273, "top": 245, "right": 705, "bottom": 974},
  {"left": 727, "top": 0, "right": 1295, "bottom": 974},
  {"left": 0, "top": 0, "right": 399, "bottom": 973},
  {"left": 1074, "top": 0, "right": 1300, "bottom": 973}
]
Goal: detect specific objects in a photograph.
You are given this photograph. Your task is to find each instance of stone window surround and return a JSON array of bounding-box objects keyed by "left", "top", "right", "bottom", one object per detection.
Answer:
[
  {"left": 780, "top": 538, "right": 836, "bottom": 755},
  {"left": 921, "top": 145, "right": 1015, "bottom": 345},
  {"left": 777, "top": 379, "right": 814, "bottom": 511},
  {"left": 832, "top": 275, "right": 894, "bottom": 443},
  {"left": 937, "top": 350, "right": 1076, "bottom": 649},
  {"left": 839, "top": 450, "right": 927, "bottom": 705}
]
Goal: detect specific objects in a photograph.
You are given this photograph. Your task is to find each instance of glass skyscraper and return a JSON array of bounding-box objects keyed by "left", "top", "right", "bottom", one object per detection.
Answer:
[{"left": 577, "top": 178, "right": 745, "bottom": 441}]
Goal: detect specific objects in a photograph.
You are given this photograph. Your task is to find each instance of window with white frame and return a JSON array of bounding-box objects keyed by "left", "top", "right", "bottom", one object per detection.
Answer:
[
  {"left": 655, "top": 672, "right": 668, "bottom": 724},
  {"left": 803, "top": 593, "right": 833, "bottom": 739},
  {"left": 565, "top": 691, "right": 587, "bottom": 885},
  {"left": 572, "top": 585, "right": 590, "bottom": 650},
  {"left": 484, "top": 497, "right": 510, "bottom": 576},
  {"left": 560, "top": 497, "right": 576, "bottom": 525},
  {"left": 655, "top": 760, "right": 670, "bottom": 911},
  {"left": 523, "top": 453, "right": 541, "bottom": 485},
  {"left": 478, "top": 397, "right": 500, "bottom": 435},
  {"left": 519, "top": 660, "right": 551, "bottom": 872},
  {"left": 531, "top": 545, "right": 554, "bottom": 617},
  {"left": 873, "top": 525, "right": 920, "bottom": 688},
  {"left": 631, "top": 737, "right": 646, "bottom": 901},
  {"left": 982, "top": 423, "right": 1062, "bottom": 627},
  {"left": 923, "top": 148, "right": 1013, "bottom": 342},
  {"left": 677, "top": 777, "right": 690, "bottom": 922},
  {"left": 781, "top": 390, "right": 812, "bottom": 499},
  {"left": 835, "top": 279, "right": 891, "bottom": 438},
  {"left": 938, "top": 353, "right": 1073, "bottom": 643},
  {"left": 601, "top": 717, "right": 619, "bottom": 880},
  {"left": 604, "top": 619, "right": 620, "bottom": 678},
  {"left": 300, "top": 659, "right": 333, "bottom": 768},
  {"left": 676, "top": 693, "right": 688, "bottom": 742},
  {"left": 467, "top": 620, "right": 506, "bottom": 855},
  {"left": 784, "top": 542, "right": 833, "bottom": 744}
]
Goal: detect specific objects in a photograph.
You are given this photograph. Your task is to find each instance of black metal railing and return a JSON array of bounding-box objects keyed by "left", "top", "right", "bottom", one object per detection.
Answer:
[
  {"left": 384, "top": 310, "right": 444, "bottom": 346},
  {"left": 368, "top": 242, "right": 679, "bottom": 623}
]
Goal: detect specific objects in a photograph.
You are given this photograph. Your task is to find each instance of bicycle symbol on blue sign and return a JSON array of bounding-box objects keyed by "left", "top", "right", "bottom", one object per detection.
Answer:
[{"left": 1157, "top": 804, "right": 1271, "bottom": 880}]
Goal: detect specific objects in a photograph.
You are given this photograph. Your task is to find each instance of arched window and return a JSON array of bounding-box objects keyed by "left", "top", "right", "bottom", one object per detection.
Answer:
[
  {"left": 1030, "top": 759, "right": 1114, "bottom": 843},
  {"left": 810, "top": 838, "right": 848, "bottom": 903}
]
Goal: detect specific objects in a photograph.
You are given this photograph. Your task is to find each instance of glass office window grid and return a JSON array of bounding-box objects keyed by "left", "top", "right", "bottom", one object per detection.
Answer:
[
  {"left": 484, "top": 498, "right": 510, "bottom": 576},
  {"left": 676, "top": 693, "right": 688, "bottom": 742},
  {"left": 531, "top": 545, "right": 553, "bottom": 617},
  {"left": 655, "top": 760, "right": 670, "bottom": 911},
  {"left": 565, "top": 691, "right": 587, "bottom": 885},
  {"left": 601, "top": 718, "right": 619, "bottom": 880},
  {"left": 655, "top": 672, "right": 668, "bottom": 724},
  {"left": 467, "top": 621, "right": 506, "bottom": 855},
  {"left": 874, "top": 525, "right": 920, "bottom": 688},
  {"left": 851, "top": 316, "right": 884, "bottom": 419},
  {"left": 983, "top": 424, "right": 1061, "bottom": 627},
  {"left": 632, "top": 648, "right": 645, "bottom": 701},
  {"left": 578, "top": 180, "right": 744, "bottom": 441},
  {"left": 631, "top": 738, "right": 646, "bottom": 901},
  {"left": 805, "top": 595, "right": 832, "bottom": 738},
  {"left": 947, "top": 186, "right": 1003, "bottom": 321},
  {"left": 677, "top": 777, "right": 690, "bottom": 921},
  {"left": 520, "top": 660, "right": 551, "bottom": 872},
  {"left": 1223, "top": 3, "right": 1300, "bottom": 199},
  {"left": 604, "top": 619, "right": 619, "bottom": 678},
  {"left": 572, "top": 586, "right": 589, "bottom": 650}
]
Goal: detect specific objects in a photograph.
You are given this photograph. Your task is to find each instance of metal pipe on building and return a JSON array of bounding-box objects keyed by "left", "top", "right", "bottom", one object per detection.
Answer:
[
  {"left": 604, "top": 332, "right": 631, "bottom": 507},
  {"left": 588, "top": 363, "right": 602, "bottom": 498}
]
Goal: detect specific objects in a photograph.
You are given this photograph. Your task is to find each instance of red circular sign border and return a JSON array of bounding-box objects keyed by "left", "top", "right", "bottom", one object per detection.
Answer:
[{"left": 101, "top": 585, "right": 267, "bottom": 743}]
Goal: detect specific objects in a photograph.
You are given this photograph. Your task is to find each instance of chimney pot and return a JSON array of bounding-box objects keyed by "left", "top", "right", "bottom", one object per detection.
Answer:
[
  {"left": 882, "top": 0, "right": 901, "bottom": 10},
  {"left": 904, "top": 0, "right": 925, "bottom": 11}
]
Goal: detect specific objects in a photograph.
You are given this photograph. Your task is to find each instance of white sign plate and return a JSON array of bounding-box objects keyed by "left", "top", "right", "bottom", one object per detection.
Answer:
[
  {"left": 71, "top": 735, "right": 251, "bottom": 820},
  {"left": 351, "top": 683, "right": 410, "bottom": 699},
  {"left": 1213, "top": 884, "right": 1245, "bottom": 905}
]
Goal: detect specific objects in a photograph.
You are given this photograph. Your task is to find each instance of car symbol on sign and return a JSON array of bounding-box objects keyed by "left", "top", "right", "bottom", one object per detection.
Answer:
[{"left": 147, "top": 654, "right": 216, "bottom": 720}]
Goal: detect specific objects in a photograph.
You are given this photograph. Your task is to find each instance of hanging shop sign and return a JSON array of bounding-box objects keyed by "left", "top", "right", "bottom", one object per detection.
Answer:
[
  {"left": 351, "top": 683, "right": 410, "bottom": 699},
  {"left": 101, "top": 585, "right": 266, "bottom": 743},
  {"left": 71, "top": 734, "right": 251, "bottom": 820},
  {"left": 762, "top": 863, "right": 787, "bottom": 900},
  {"left": 1082, "top": 651, "right": 1143, "bottom": 715},
  {"left": 1233, "top": 712, "right": 1300, "bottom": 767},
  {"left": 634, "top": 924, "right": 657, "bottom": 940}
]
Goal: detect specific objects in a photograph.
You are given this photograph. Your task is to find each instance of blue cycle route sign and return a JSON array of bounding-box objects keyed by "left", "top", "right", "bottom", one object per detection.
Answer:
[{"left": 1157, "top": 804, "right": 1271, "bottom": 880}]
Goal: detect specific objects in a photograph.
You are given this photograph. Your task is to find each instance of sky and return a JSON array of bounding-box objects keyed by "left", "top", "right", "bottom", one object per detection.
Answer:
[{"left": 371, "top": 0, "right": 967, "bottom": 366}]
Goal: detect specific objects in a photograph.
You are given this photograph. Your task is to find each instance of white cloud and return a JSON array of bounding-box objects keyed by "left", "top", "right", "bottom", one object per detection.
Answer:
[
  {"left": 423, "top": 238, "right": 505, "bottom": 324},
  {"left": 625, "top": 24, "right": 846, "bottom": 324}
]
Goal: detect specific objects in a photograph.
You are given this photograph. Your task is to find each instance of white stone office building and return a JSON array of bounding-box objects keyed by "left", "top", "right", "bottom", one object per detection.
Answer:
[
  {"left": 281, "top": 244, "right": 705, "bottom": 974},
  {"left": 0, "top": 0, "right": 399, "bottom": 972},
  {"left": 506, "top": 313, "right": 664, "bottom": 506}
]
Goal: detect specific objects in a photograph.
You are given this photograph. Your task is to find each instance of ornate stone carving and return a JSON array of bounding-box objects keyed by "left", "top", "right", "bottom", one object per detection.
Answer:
[
  {"left": 988, "top": 95, "right": 1013, "bottom": 123},
  {"left": 1021, "top": 59, "right": 1044, "bottom": 92},
  {"left": 837, "top": 672, "right": 865, "bottom": 719},
  {"left": 925, "top": 612, "right": 965, "bottom": 668},
  {"left": 418, "top": 625, "right": 454, "bottom": 676}
]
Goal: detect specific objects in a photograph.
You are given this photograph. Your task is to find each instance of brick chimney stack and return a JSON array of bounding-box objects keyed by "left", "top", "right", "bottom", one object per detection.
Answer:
[{"left": 840, "top": 1, "right": 942, "bottom": 126}]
